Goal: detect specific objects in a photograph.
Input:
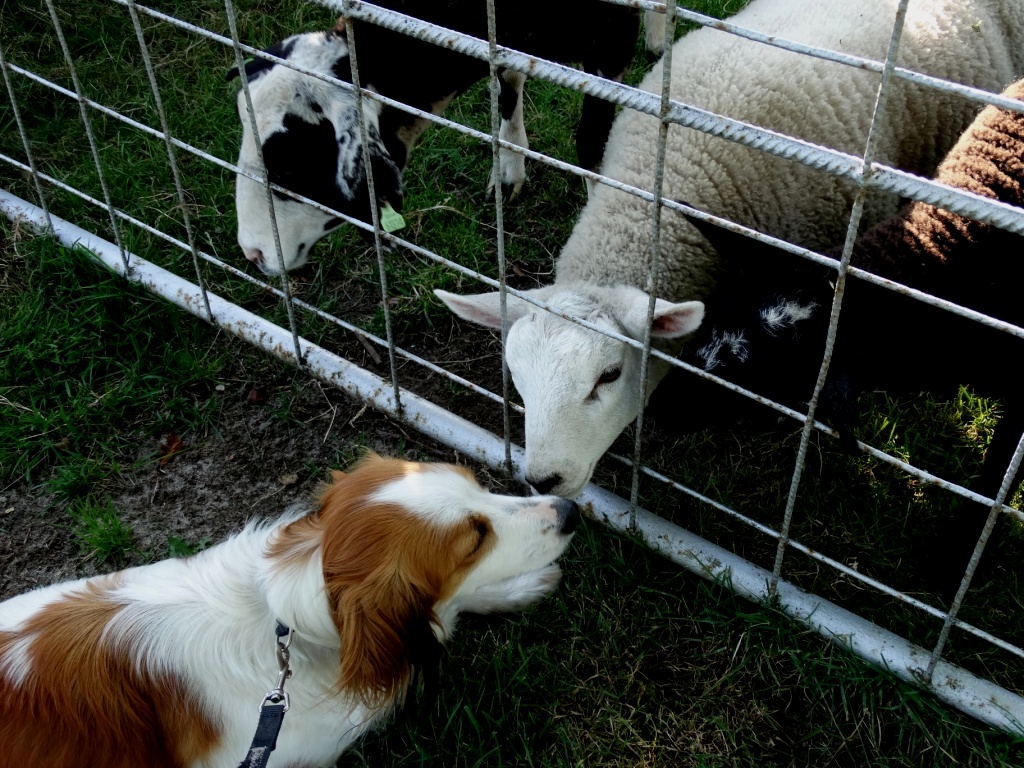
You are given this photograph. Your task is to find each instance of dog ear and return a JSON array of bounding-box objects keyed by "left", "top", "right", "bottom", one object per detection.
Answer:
[
  {"left": 329, "top": 469, "right": 347, "bottom": 484},
  {"left": 332, "top": 566, "right": 442, "bottom": 710}
]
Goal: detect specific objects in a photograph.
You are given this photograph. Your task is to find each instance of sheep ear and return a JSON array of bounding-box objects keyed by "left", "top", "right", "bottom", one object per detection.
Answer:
[
  {"left": 624, "top": 296, "right": 704, "bottom": 340},
  {"left": 434, "top": 287, "right": 551, "bottom": 330}
]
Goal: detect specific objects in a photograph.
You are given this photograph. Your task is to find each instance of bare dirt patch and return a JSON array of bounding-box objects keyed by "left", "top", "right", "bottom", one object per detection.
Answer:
[{"left": 0, "top": 371, "right": 503, "bottom": 601}]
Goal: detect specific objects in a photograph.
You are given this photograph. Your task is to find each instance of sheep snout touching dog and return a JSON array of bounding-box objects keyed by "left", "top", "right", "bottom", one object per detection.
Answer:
[
  {"left": 0, "top": 455, "right": 579, "bottom": 768},
  {"left": 233, "top": 2, "right": 661, "bottom": 275}
]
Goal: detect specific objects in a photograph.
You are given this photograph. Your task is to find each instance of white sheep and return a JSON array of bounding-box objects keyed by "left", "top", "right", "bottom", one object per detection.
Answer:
[{"left": 437, "top": 0, "right": 1024, "bottom": 497}]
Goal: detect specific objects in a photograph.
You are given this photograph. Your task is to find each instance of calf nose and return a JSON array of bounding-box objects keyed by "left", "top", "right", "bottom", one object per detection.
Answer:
[
  {"left": 243, "top": 247, "right": 264, "bottom": 264},
  {"left": 527, "top": 474, "right": 562, "bottom": 495},
  {"left": 554, "top": 498, "right": 580, "bottom": 534}
]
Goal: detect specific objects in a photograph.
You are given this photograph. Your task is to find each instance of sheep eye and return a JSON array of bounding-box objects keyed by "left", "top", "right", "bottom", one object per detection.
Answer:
[{"left": 588, "top": 366, "right": 622, "bottom": 401}]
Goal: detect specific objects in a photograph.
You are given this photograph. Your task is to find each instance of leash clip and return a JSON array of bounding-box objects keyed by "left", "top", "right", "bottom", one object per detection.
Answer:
[{"left": 259, "top": 623, "right": 294, "bottom": 713}]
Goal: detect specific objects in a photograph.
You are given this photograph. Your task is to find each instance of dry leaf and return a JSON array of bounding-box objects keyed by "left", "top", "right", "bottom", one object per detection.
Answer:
[
  {"left": 53, "top": 437, "right": 70, "bottom": 450},
  {"left": 246, "top": 385, "right": 268, "bottom": 403},
  {"left": 158, "top": 435, "right": 184, "bottom": 466},
  {"left": 278, "top": 473, "right": 299, "bottom": 486}
]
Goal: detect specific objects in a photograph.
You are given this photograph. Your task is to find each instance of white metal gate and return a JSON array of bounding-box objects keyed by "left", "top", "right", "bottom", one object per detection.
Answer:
[{"left": 2, "top": 0, "right": 1023, "bottom": 734}]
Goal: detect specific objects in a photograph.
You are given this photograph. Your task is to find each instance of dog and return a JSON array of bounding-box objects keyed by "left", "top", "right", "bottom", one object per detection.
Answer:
[{"left": 0, "top": 454, "right": 579, "bottom": 767}]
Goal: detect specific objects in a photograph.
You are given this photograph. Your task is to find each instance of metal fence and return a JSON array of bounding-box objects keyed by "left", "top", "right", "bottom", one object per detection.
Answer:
[{"left": 2, "top": 0, "right": 1024, "bottom": 734}]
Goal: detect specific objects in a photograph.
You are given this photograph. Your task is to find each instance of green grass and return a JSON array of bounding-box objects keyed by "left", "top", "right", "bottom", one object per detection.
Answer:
[
  {"left": 0, "top": 225, "right": 228, "bottom": 495},
  {"left": 68, "top": 496, "right": 136, "bottom": 565},
  {"left": 2, "top": 0, "right": 1024, "bottom": 764}
]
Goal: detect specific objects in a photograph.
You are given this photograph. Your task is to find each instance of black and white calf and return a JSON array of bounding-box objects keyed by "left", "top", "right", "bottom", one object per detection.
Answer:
[{"left": 231, "top": 2, "right": 662, "bottom": 274}]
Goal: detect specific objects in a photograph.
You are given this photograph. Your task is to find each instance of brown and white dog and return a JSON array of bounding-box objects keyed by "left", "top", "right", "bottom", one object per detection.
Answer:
[{"left": 0, "top": 454, "right": 579, "bottom": 767}]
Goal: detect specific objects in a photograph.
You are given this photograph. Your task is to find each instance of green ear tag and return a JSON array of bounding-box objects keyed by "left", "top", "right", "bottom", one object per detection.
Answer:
[{"left": 380, "top": 203, "right": 406, "bottom": 234}]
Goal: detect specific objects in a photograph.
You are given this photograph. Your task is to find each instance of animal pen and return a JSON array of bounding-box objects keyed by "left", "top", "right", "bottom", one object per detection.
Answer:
[{"left": 2, "top": 0, "right": 1024, "bottom": 738}]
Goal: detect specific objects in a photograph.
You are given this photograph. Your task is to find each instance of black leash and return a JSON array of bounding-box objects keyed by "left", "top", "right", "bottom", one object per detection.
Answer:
[{"left": 237, "top": 621, "right": 293, "bottom": 768}]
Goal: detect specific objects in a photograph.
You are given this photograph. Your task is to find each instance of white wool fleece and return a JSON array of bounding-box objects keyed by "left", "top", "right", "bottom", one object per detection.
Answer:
[{"left": 555, "top": 0, "right": 1024, "bottom": 305}]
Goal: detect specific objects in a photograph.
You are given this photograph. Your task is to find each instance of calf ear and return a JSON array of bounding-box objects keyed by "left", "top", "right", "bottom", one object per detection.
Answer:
[
  {"left": 434, "top": 288, "right": 551, "bottom": 330},
  {"left": 624, "top": 296, "right": 704, "bottom": 340}
]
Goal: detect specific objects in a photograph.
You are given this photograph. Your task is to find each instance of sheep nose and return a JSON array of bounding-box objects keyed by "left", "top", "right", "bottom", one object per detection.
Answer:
[
  {"left": 244, "top": 247, "right": 264, "bottom": 264},
  {"left": 527, "top": 474, "right": 562, "bottom": 495},
  {"left": 554, "top": 499, "right": 580, "bottom": 534}
]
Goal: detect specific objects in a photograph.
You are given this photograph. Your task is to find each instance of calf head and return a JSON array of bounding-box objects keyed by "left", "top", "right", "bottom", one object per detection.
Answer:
[
  {"left": 436, "top": 284, "right": 704, "bottom": 497},
  {"left": 230, "top": 26, "right": 403, "bottom": 274}
]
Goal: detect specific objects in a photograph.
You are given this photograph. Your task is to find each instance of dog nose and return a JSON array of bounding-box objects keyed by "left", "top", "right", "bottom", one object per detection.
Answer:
[
  {"left": 554, "top": 498, "right": 580, "bottom": 534},
  {"left": 244, "top": 247, "right": 264, "bottom": 264},
  {"left": 527, "top": 474, "right": 562, "bottom": 495}
]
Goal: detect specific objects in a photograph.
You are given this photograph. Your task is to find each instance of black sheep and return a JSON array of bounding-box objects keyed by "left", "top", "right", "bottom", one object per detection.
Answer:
[{"left": 658, "top": 78, "right": 1024, "bottom": 596}]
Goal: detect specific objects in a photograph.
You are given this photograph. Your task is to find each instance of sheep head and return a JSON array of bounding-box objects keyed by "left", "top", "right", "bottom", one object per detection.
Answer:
[
  {"left": 436, "top": 284, "right": 703, "bottom": 497},
  {"left": 230, "top": 28, "right": 403, "bottom": 275}
]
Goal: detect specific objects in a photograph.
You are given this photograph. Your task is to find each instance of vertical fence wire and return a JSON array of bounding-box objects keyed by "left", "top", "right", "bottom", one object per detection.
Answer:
[
  {"left": 628, "top": 0, "right": 677, "bottom": 529},
  {"left": 0, "top": 40, "right": 52, "bottom": 233},
  {"left": 769, "top": 0, "right": 911, "bottom": 593},
  {"left": 125, "top": 0, "right": 212, "bottom": 322},
  {"left": 485, "top": 0, "right": 513, "bottom": 474},
  {"left": 925, "top": 433, "right": 1024, "bottom": 681},
  {"left": 340, "top": 0, "right": 403, "bottom": 414},
  {"left": 42, "top": 0, "right": 129, "bottom": 272},
  {"left": 222, "top": 0, "right": 305, "bottom": 365}
]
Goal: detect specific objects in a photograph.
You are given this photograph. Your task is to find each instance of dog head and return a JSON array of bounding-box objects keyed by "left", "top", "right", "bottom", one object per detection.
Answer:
[{"left": 270, "top": 454, "right": 579, "bottom": 710}]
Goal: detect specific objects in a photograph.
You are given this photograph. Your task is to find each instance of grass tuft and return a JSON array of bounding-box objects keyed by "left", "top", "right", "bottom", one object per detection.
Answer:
[{"left": 68, "top": 496, "right": 135, "bottom": 566}]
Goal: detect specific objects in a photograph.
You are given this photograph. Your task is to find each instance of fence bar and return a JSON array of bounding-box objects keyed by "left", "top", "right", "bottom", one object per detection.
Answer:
[
  {"left": 340, "top": 0, "right": 404, "bottom": 415},
  {"left": 484, "top": 0, "right": 513, "bottom": 474},
  {"left": 222, "top": 0, "right": 305, "bottom": 365},
  {"left": 12, "top": 54, "right": 1024, "bottom": 354},
  {"left": 629, "top": 0, "right": 678, "bottom": 529},
  {"left": 4, "top": 188, "right": 1021, "bottom": 737},
  {"left": 321, "top": 0, "right": 1024, "bottom": 235},
  {"left": 770, "top": 0, "right": 911, "bottom": 590},
  {"left": 925, "top": 432, "right": 1024, "bottom": 680},
  {"left": 29, "top": 1, "right": 1024, "bottom": 240},
  {"left": 6, "top": 137, "right": 1019, "bottom": 530},
  {"left": 99, "top": 0, "right": 1024, "bottom": 236},
  {"left": 0, "top": 41, "right": 52, "bottom": 231},
  {"left": 612, "top": 0, "right": 1024, "bottom": 116},
  {"left": 42, "top": 0, "right": 129, "bottom": 271},
  {"left": 8, "top": 121, "right": 1019, "bottom": 530},
  {"left": 125, "top": 0, "right": 212, "bottom": 322},
  {"left": 11, "top": 122, "right": 1021, "bottom": 647}
]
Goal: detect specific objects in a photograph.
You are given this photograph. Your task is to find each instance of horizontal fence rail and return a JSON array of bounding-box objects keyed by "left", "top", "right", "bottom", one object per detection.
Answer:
[{"left": 2, "top": 0, "right": 1024, "bottom": 737}]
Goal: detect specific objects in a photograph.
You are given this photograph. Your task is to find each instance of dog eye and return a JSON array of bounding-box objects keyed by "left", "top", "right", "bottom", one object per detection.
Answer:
[{"left": 469, "top": 519, "right": 489, "bottom": 554}]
